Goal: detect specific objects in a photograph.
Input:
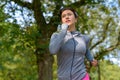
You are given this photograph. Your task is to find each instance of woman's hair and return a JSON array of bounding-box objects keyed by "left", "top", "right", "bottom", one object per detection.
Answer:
[{"left": 59, "top": 7, "right": 78, "bottom": 18}]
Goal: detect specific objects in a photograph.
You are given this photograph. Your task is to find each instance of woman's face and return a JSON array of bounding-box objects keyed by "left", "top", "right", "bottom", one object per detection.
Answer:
[{"left": 61, "top": 10, "right": 77, "bottom": 27}]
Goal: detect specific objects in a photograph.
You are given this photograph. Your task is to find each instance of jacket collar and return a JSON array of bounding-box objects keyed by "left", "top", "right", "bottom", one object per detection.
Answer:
[{"left": 67, "top": 30, "right": 82, "bottom": 37}]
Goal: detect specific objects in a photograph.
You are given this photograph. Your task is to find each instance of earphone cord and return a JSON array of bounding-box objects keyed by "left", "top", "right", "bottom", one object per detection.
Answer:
[{"left": 70, "top": 33, "right": 76, "bottom": 80}]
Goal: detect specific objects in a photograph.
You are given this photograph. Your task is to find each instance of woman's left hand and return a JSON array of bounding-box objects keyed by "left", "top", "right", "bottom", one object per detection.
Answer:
[{"left": 91, "top": 59, "right": 98, "bottom": 67}]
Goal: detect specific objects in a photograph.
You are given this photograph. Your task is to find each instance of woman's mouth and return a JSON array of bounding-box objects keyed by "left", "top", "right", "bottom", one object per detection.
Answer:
[{"left": 66, "top": 20, "right": 71, "bottom": 23}]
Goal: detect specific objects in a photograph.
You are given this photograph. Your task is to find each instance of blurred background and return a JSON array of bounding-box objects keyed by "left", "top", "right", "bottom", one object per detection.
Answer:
[{"left": 0, "top": 0, "right": 120, "bottom": 80}]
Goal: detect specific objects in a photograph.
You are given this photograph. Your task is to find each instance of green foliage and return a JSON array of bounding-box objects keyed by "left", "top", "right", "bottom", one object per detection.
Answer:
[
  {"left": 90, "top": 60, "right": 120, "bottom": 80},
  {"left": 0, "top": 0, "right": 120, "bottom": 80},
  {"left": 0, "top": 9, "right": 8, "bottom": 22},
  {"left": 0, "top": 22, "right": 38, "bottom": 80}
]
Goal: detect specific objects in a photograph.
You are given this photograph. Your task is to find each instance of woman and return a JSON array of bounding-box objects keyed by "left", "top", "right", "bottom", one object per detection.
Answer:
[{"left": 49, "top": 7, "right": 97, "bottom": 80}]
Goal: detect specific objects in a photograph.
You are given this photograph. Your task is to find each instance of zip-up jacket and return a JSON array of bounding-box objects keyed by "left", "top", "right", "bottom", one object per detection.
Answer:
[{"left": 49, "top": 26, "right": 94, "bottom": 80}]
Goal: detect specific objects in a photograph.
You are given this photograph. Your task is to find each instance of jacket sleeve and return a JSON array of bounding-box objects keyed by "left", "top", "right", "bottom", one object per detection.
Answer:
[
  {"left": 83, "top": 35, "right": 94, "bottom": 62},
  {"left": 49, "top": 29, "right": 67, "bottom": 54},
  {"left": 85, "top": 48, "right": 94, "bottom": 62}
]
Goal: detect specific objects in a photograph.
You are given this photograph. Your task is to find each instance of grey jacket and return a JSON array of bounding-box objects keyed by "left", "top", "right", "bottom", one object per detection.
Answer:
[{"left": 49, "top": 26, "right": 94, "bottom": 80}]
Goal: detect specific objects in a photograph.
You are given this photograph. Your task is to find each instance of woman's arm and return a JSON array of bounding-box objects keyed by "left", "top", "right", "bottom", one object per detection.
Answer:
[
  {"left": 83, "top": 35, "right": 98, "bottom": 66},
  {"left": 49, "top": 24, "right": 68, "bottom": 54},
  {"left": 85, "top": 48, "right": 94, "bottom": 62}
]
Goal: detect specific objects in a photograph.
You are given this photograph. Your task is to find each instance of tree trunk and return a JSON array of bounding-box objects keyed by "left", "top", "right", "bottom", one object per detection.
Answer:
[
  {"left": 35, "top": 52, "right": 54, "bottom": 80},
  {"left": 98, "top": 62, "right": 101, "bottom": 80}
]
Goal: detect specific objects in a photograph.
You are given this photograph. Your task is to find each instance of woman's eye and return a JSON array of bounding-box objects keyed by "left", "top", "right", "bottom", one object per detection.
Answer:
[
  {"left": 67, "top": 13, "right": 72, "bottom": 16},
  {"left": 62, "top": 15, "right": 66, "bottom": 18},
  {"left": 62, "top": 13, "right": 72, "bottom": 18}
]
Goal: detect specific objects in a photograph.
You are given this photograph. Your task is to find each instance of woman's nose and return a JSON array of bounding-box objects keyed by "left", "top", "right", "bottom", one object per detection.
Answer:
[{"left": 65, "top": 15, "right": 69, "bottom": 19}]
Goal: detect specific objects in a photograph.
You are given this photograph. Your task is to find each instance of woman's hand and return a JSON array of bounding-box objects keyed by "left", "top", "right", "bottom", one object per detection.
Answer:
[
  {"left": 61, "top": 23, "right": 69, "bottom": 30},
  {"left": 57, "top": 23, "right": 69, "bottom": 31},
  {"left": 91, "top": 59, "right": 98, "bottom": 67}
]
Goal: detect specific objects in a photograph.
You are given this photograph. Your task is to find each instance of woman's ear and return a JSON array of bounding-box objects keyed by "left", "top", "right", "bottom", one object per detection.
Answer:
[{"left": 75, "top": 18, "right": 78, "bottom": 23}]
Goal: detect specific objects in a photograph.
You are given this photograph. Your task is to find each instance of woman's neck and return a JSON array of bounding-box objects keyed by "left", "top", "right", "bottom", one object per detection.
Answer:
[{"left": 68, "top": 25, "right": 76, "bottom": 32}]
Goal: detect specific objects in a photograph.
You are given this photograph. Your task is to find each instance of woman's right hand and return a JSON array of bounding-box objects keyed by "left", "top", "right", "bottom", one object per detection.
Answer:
[
  {"left": 61, "top": 23, "right": 69, "bottom": 30},
  {"left": 57, "top": 23, "right": 69, "bottom": 31},
  {"left": 91, "top": 59, "right": 98, "bottom": 67}
]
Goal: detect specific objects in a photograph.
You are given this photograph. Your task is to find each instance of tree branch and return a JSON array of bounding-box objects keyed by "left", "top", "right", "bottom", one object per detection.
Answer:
[
  {"left": 90, "top": 18, "right": 110, "bottom": 50},
  {"left": 96, "top": 30, "right": 120, "bottom": 60},
  {"left": 96, "top": 42, "right": 120, "bottom": 60},
  {"left": 32, "top": 0, "right": 46, "bottom": 33},
  {"left": 11, "top": 0, "right": 47, "bottom": 34},
  {"left": 49, "top": 0, "right": 63, "bottom": 28},
  {"left": 66, "top": 0, "right": 86, "bottom": 8},
  {"left": 66, "top": 0, "right": 100, "bottom": 8},
  {"left": 48, "top": 0, "right": 63, "bottom": 37},
  {"left": 10, "top": 0, "right": 33, "bottom": 10}
]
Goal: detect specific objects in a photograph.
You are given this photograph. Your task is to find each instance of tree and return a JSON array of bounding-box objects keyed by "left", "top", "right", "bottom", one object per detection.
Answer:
[
  {"left": 90, "top": 60, "right": 120, "bottom": 80},
  {"left": 0, "top": 10, "right": 38, "bottom": 80},
  {"left": 0, "top": 4, "right": 38, "bottom": 80},
  {"left": 1, "top": 0, "right": 120, "bottom": 80}
]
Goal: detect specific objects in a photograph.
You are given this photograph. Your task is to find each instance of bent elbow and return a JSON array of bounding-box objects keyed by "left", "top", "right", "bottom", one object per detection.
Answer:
[
  {"left": 49, "top": 47, "right": 57, "bottom": 55},
  {"left": 49, "top": 50, "right": 57, "bottom": 54}
]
